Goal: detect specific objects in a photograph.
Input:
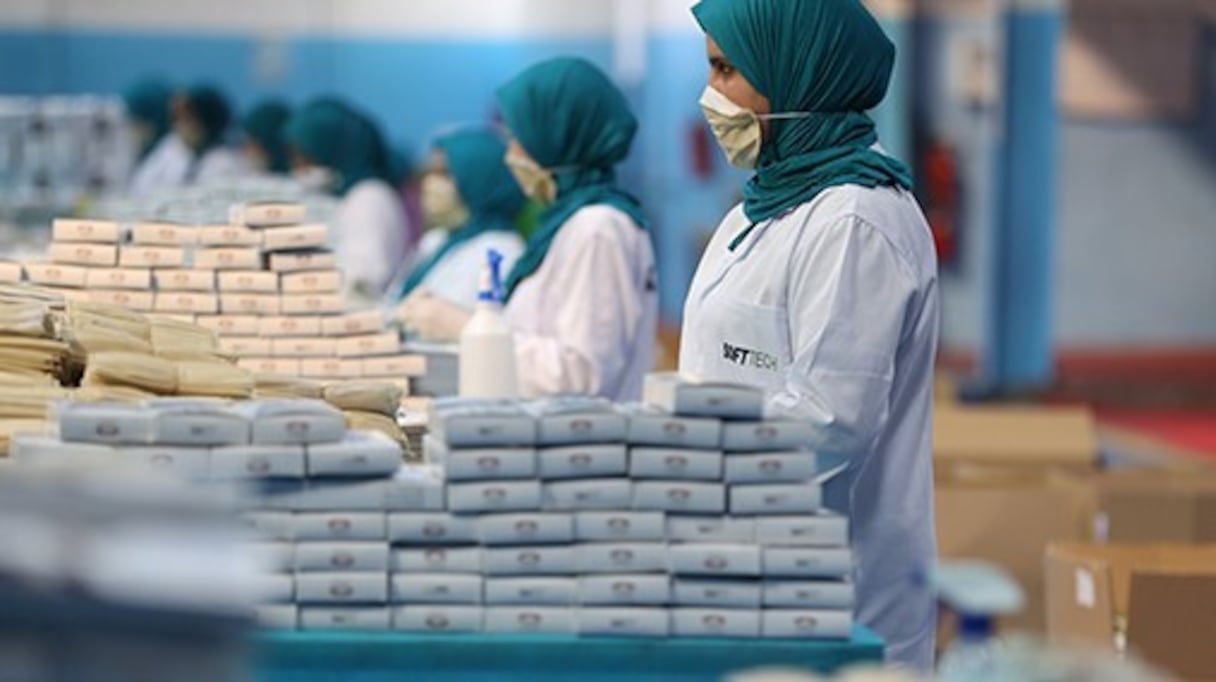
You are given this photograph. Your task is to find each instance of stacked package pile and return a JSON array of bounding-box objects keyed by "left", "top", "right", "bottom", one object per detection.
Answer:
[{"left": 0, "top": 294, "right": 70, "bottom": 449}]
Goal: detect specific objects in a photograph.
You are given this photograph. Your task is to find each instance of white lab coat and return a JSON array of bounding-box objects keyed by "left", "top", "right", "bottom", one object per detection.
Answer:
[
  {"left": 416, "top": 230, "right": 525, "bottom": 308},
  {"left": 335, "top": 178, "right": 409, "bottom": 299},
  {"left": 504, "top": 204, "right": 657, "bottom": 401},
  {"left": 128, "top": 133, "right": 246, "bottom": 198},
  {"left": 679, "top": 185, "right": 939, "bottom": 672}
]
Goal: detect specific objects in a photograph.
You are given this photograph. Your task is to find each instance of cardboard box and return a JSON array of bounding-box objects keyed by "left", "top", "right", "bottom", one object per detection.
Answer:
[
  {"left": 575, "top": 512, "right": 665, "bottom": 542},
  {"left": 1046, "top": 543, "right": 1216, "bottom": 682},
  {"left": 269, "top": 249, "right": 337, "bottom": 273},
  {"left": 428, "top": 399, "right": 536, "bottom": 447},
  {"left": 724, "top": 452, "right": 819, "bottom": 484},
  {"left": 392, "top": 605, "right": 482, "bottom": 633},
  {"left": 387, "top": 513, "right": 477, "bottom": 545},
  {"left": 391, "top": 574, "right": 482, "bottom": 604},
  {"left": 294, "top": 542, "right": 390, "bottom": 572},
  {"left": 299, "top": 357, "right": 363, "bottom": 379},
  {"left": 58, "top": 403, "right": 153, "bottom": 445},
  {"left": 247, "top": 542, "right": 294, "bottom": 572},
  {"left": 537, "top": 444, "right": 628, "bottom": 480},
  {"left": 155, "top": 269, "right": 216, "bottom": 292},
  {"left": 632, "top": 481, "right": 726, "bottom": 514},
  {"left": 361, "top": 354, "right": 427, "bottom": 378},
  {"left": 214, "top": 443, "right": 305, "bottom": 480},
  {"left": 672, "top": 579, "right": 762, "bottom": 608},
  {"left": 578, "top": 608, "right": 669, "bottom": 637},
  {"left": 195, "top": 247, "right": 262, "bottom": 271},
  {"left": 282, "top": 293, "right": 345, "bottom": 316},
  {"left": 198, "top": 223, "right": 262, "bottom": 246},
  {"left": 321, "top": 310, "right": 384, "bottom": 337},
  {"left": 382, "top": 464, "right": 447, "bottom": 511},
  {"left": 442, "top": 446, "right": 537, "bottom": 481},
  {"left": 262, "top": 223, "right": 329, "bottom": 252},
  {"left": 123, "top": 445, "right": 211, "bottom": 480},
  {"left": 281, "top": 269, "right": 342, "bottom": 294},
  {"left": 393, "top": 547, "right": 483, "bottom": 574},
  {"left": 221, "top": 293, "right": 281, "bottom": 315},
  {"left": 271, "top": 337, "right": 337, "bottom": 358},
  {"left": 88, "top": 289, "right": 155, "bottom": 311},
  {"left": 146, "top": 402, "right": 248, "bottom": 446},
  {"left": 478, "top": 513, "right": 574, "bottom": 546},
  {"left": 935, "top": 405, "right": 1098, "bottom": 469},
  {"left": 300, "top": 607, "right": 391, "bottom": 631},
  {"left": 234, "top": 399, "right": 346, "bottom": 445},
  {"left": 25, "top": 263, "right": 89, "bottom": 288},
  {"left": 670, "top": 544, "right": 763, "bottom": 578},
  {"left": 484, "top": 577, "right": 577, "bottom": 605},
  {"left": 10, "top": 436, "right": 119, "bottom": 468},
  {"left": 629, "top": 447, "right": 723, "bottom": 481},
  {"left": 763, "top": 581, "right": 855, "bottom": 609},
  {"left": 258, "top": 315, "right": 322, "bottom": 337},
  {"left": 119, "top": 245, "right": 185, "bottom": 268},
  {"left": 217, "top": 270, "right": 279, "bottom": 293},
  {"left": 623, "top": 404, "right": 722, "bottom": 450},
  {"left": 232, "top": 201, "right": 306, "bottom": 227},
  {"left": 643, "top": 373, "right": 764, "bottom": 420},
  {"left": 666, "top": 517, "right": 757, "bottom": 544},
  {"left": 1089, "top": 470, "right": 1216, "bottom": 543},
  {"left": 0, "top": 261, "right": 22, "bottom": 283},
  {"left": 484, "top": 607, "right": 575, "bottom": 634},
  {"left": 761, "top": 610, "right": 852, "bottom": 639},
  {"left": 306, "top": 431, "right": 402, "bottom": 478},
  {"left": 131, "top": 221, "right": 196, "bottom": 246},
  {"left": 576, "top": 543, "right": 668, "bottom": 574},
  {"left": 293, "top": 512, "right": 386, "bottom": 541},
  {"left": 84, "top": 267, "right": 151, "bottom": 290},
  {"left": 239, "top": 512, "right": 293, "bottom": 541},
  {"left": 729, "top": 483, "right": 822, "bottom": 516},
  {"left": 526, "top": 397, "right": 627, "bottom": 445},
  {"left": 154, "top": 292, "right": 218, "bottom": 314},
  {"left": 543, "top": 479, "right": 633, "bottom": 511},
  {"left": 335, "top": 331, "right": 400, "bottom": 357},
  {"left": 295, "top": 572, "right": 388, "bottom": 604},
  {"left": 581, "top": 571, "right": 671, "bottom": 602},
  {"left": 198, "top": 315, "right": 259, "bottom": 336},
  {"left": 755, "top": 514, "right": 849, "bottom": 547},
  {"left": 447, "top": 481, "right": 543, "bottom": 513},
  {"left": 671, "top": 608, "right": 761, "bottom": 638},
  {"left": 218, "top": 336, "right": 272, "bottom": 356},
  {"left": 237, "top": 357, "right": 301, "bottom": 376},
  {"left": 49, "top": 242, "right": 118, "bottom": 267},
  {"left": 52, "top": 218, "right": 122, "bottom": 243},
  {"left": 762, "top": 548, "right": 852, "bottom": 579},
  {"left": 255, "top": 604, "right": 298, "bottom": 630},
  {"left": 483, "top": 546, "right": 576, "bottom": 576}
]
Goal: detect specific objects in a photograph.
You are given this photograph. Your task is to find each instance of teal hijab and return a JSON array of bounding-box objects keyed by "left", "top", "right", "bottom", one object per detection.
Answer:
[
  {"left": 494, "top": 57, "right": 646, "bottom": 299},
  {"left": 396, "top": 127, "right": 526, "bottom": 299},
  {"left": 283, "top": 99, "right": 390, "bottom": 196},
  {"left": 692, "top": 0, "right": 912, "bottom": 225},
  {"left": 242, "top": 100, "right": 292, "bottom": 174},
  {"left": 122, "top": 79, "right": 171, "bottom": 160},
  {"left": 181, "top": 84, "right": 232, "bottom": 154}
]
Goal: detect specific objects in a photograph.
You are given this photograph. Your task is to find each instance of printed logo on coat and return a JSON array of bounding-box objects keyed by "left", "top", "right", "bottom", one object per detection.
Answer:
[{"left": 722, "top": 342, "right": 779, "bottom": 371}]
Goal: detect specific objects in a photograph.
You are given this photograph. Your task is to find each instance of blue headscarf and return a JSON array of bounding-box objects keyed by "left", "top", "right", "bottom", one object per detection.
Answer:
[
  {"left": 180, "top": 83, "right": 232, "bottom": 154},
  {"left": 396, "top": 127, "right": 526, "bottom": 299},
  {"left": 242, "top": 99, "right": 292, "bottom": 174},
  {"left": 692, "top": 0, "right": 912, "bottom": 225},
  {"left": 494, "top": 57, "right": 647, "bottom": 299},
  {"left": 283, "top": 98, "right": 391, "bottom": 196},
  {"left": 122, "top": 79, "right": 171, "bottom": 160}
]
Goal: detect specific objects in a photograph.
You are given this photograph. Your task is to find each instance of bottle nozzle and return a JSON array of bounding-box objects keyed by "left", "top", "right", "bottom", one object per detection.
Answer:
[{"left": 478, "top": 248, "right": 505, "bottom": 303}]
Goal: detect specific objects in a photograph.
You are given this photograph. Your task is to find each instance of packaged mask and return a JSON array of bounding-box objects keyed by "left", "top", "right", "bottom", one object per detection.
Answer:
[{"left": 505, "top": 153, "right": 558, "bottom": 204}]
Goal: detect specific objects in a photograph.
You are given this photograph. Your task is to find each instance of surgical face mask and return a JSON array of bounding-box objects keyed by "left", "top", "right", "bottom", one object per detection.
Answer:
[
  {"left": 293, "top": 166, "right": 338, "bottom": 194},
  {"left": 699, "top": 85, "right": 812, "bottom": 170},
  {"left": 505, "top": 153, "right": 559, "bottom": 205},
  {"left": 421, "top": 173, "right": 470, "bottom": 230}
]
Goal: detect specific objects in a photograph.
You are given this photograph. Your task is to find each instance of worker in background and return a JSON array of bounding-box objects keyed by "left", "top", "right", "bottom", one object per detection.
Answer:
[
  {"left": 399, "top": 57, "right": 657, "bottom": 401},
  {"left": 391, "top": 127, "right": 525, "bottom": 308},
  {"left": 121, "top": 79, "right": 172, "bottom": 165},
  {"left": 283, "top": 98, "right": 408, "bottom": 301},
  {"left": 129, "top": 83, "right": 245, "bottom": 196},
  {"left": 681, "top": 0, "right": 939, "bottom": 672},
  {"left": 241, "top": 99, "right": 292, "bottom": 175}
]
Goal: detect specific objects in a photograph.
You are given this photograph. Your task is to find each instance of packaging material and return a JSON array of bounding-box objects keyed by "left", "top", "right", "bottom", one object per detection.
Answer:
[
  {"left": 575, "top": 512, "right": 666, "bottom": 542},
  {"left": 629, "top": 447, "right": 723, "bottom": 481},
  {"left": 294, "top": 542, "right": 390, "bottom": 572},
  {"left": 672, "top": 579, "right": 762, "bottom": 608},
  {"left": 261, "top": 224, "right": 329, "bottom": 251},
  {"left": 543, "top": 478, "right": 633, "bottom": 511},
  {"left": 755, "top": 513, "right": 849, "bottom": 547},
  {"left": 154, "top": 292, "right": 219, "bottom": 315},
  {"left": 632, "top": 481, "right": 726, "bottom": 514},
  {"left": 447, "top": 481, "right": 543, "bottom": 513},
  {"left": 68, "top": 323, "right": 153, "bottom": 355},
  {"left": 393, "top": 547, "right": 483, "bottom": 574},
  {"left": 321, "top": 310, "right": 384, "bottom": 337},
  {"left": 671, "top": 608, "right": 761, "bottom": 638},
  {"left": 217, "top": 270, "right": 279, "bottom": 293},
  {"left": 763, "top": 581, "right": 855, "bottom": 609},
  {"left": 440, "top": 446, "right": 538, "bottom": 482},
  {"left": 382, "top": 464, "right": 446, "bottom": 511},
  {"left": 124, "top": 445, "right": 211, "bottom": 480},
  {"left": 236, "top": 399, "right": 346, "bottom": 445},
  {"left": 119, "top": 245, "right": 186, "bottom": 268},
  {"left": 0, "top": 335, "right": 67, "bottom": 375},
  {"left": 323, "top": 381, "right": 403, "bottom": 416},
  {"left": 762, "top": 548, "right": 852, "bottom": 579},
  {"left": 82, "top": 352, "right": 178, "bottom": 394},
  {"left": 198, "top": 223, "right": 262, "bottom": 246},
  {"left": 729, "top": 483, "right": 822, "bottom": 515},
  {"left": 248, "top": 542, "right": 295, "bottom": 572},
  {"left": 146, "top": 400, "right": 248, "bottom": 445},
  {"left": 483, "top": 546, "right": 576, "bottom": 576},
  {"left": 219, "top": 336, "right": 272, "bottom": 356},
  {"left": 258, "top": 316, "right": 322, "bottom": 338},
  {"left": 668, "top": 544, "right": 763, "bottom": 577},
  {"left": 484, "top": 577, "right": 577, "bottom": 605},
  {"left": 0, "top": 262, "right": 24, "bottom": 283},
  {"left": 176, "top": 361, "right": 254, "bottom": 399},
  {"left": 935, "top": 405, "right": 1098, "bottom": 470},
  {"left": 271, "top": 337, "right": 338, "bottom": 358},
  {"left": 387, "top": 513, "right": 478, "bottom": 545},
  {"left": 390, "top": 574, "right": 483, "bottom": 604},
  {"left": 72, "top": 384, "right": 154, "bottom": 403},
  {"left": 238, "top": 358, "right": 301, "bottom": 376},
  {"left": 299, "top": 358, "right": 362, "bottom": 379},
  {"left": 212, "top": 444, "right": 306, "bottom": 479},
  {"left": 643, "top": 373, "right": 764, "bottom": 420},
  {"left": 10, "top": 435, "right": 117, "bottom": 467},
  {"left": 49, "top": 242, "right": 118, "bottom": 267},
  {"left": 578, "top": 608, "right": 669, "bottom": 637},
  {"left": 155, "top": 269, "right": 216, "bottom": 292},
  {"left": 281, "top": 269, "right": 342, "bottom": 294},
  {"left": 35, "top": 286, "right": 90, "bottom": 302},
  {"left": 724, "top": 453, "right": 819, "bottom": 484},
  {"left": 256, "top": 605, "right": 299, "bottom": 630},
  {"left": 305, "top": 430, "right": 402, "bottom": 478},
  {"left": 221, "top": 293, "right": 281, "bottom": 315},
  {"left": 538, "top": 444, "right": 628, "bottom": 480},
  {"left": 525, "top": 397, "right": 627, "bottom": 445},
  {"left": 295, "top": 572, "right": 388, "bottom": 604},
  {"left": 428, "top": 398, "right": 536, "bottom": 447},
  {"left": 361, "top": 354, "right": 427, "bottom": 378},
  {"left": 334, "top": 331, "right": 400, "bottom": 357},
  {"left": 393, "top": 605, "right": 483, "bottom": 633},
  {"left": 149, "top": 316, "right": 218, "bottom": 352},
  {"left": 623, "top": 404, "right": 722, "bottom": 449},
  {"left": 761, "top": 610, "right": 852, "bottom": 639},
  {"left": 579, "top": 575, "right": 670, "bottom": 606},
  {"left": 25, "top": 263, "right": 89, "bottom": 288},
  {"left": 241, "top": 511, "right": 294, "bottom": 541},
  {"left": 255, "top": 573, "right": 295, "bottom": 604},
  {"left": 84, "top": 267, "right": 152, "bottom": 290},
  {"left": 232, "top": 201, "right": 307, "bottom": 227},
  {"left": 52, "top": 218, "right": 122, "bottom": 243},
  {"left": 299, "top": 607, "right": 391, "bottom": 631},
  {"left": 478, "top": 513, "right": 574, "bottom": 546},
  {"left": 254, "top": 373, "right": 325, "bottom": 400},
  {"left": 131, "top": 221, "right": 196, "bottom": 246},
  {"left": 575, "top": 543, "right": 668, "bottom": 574},
  {"left": 269, "top": 249, "right": 338, "bottom": 273},
  {"left": 0, "top": 300, "right": 51, "bottom": 338},
  {"left": 483, "top": 606, "right": 575, "bottom": 634},
  {"left": 1088, "top": 470, "right": 1216, "bottom": 543},
  {"left": 293, "top": 512, "right": 386, "bottom": 541},
  {"left": 281, "top": 294, "right": 345, "bottom": 316},
  {"left": 87, "top": 289, "right": 155, "bottom": 311},
  {"left": 344, "top": 410, "right": 408, "bottom": 450},
  {"left": 1045, "top": 543, "right": 1216, "bottom": 682}
]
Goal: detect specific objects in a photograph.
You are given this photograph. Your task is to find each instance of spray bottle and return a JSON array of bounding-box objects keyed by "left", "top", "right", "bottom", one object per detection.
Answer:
[{"left": 458, "top": 249, "right": 519, "bottom": 398}]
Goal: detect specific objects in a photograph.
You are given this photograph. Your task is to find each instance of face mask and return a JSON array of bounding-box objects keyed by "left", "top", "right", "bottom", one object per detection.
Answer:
[
  {"left": 421, "top": 173, "right": 470, "bottom": 230},
  {"left": 293, "top": 166, "right": 338, "bottom": 194},
  {"left": 699, "top": 85, "right": 812, "bottom": 170},
  {"left": 505, "top": 153, "right": 559, "bottom": 205}
]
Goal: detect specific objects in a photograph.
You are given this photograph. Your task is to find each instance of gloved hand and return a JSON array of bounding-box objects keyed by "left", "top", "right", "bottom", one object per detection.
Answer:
[{"left": 395, "top": 290, "right": 472, "bottom": 342}]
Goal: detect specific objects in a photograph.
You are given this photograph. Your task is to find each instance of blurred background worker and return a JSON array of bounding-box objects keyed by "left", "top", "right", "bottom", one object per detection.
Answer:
[
  {"left": 391, "top": 126, "right": 525, "bottom": 308},
  {"left": 284, "top": 98, "right": 410, "bottom": 301},
  {"left": 129, "top": 83, "right": 245, "bottom": 197},
  {"left": 680, "top": 0, "right": 937, "bottom": 672},
  {"left": 121, "top": 79, "right": 172, "bottom": 171},
  {"left": 399, "top": 57, "right": 657, "bottom": 401},
  {"left": 240, "top": 99, "right": 292, "bottom": 176}
]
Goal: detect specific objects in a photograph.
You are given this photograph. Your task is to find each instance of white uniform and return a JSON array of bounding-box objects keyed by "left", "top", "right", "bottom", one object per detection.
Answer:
[
  {"left": 679, "top": 185, "right": 939, "bottom": 672},
  {"left": 418, "top": 231, "right": 525, "bottom": 308},
  {"left": 505, "top": 205, "right": 657, "bottom": 401},
  {"left": 129, "top": 134, "right": 246, "bottom": 197},
  {"left": 335, "top": 178, "right": 409, "bottom": 299}
]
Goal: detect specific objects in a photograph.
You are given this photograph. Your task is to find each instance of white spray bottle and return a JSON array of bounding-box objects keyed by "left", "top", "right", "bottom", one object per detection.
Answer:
[{"left": 458, "top": 249, "right": 519, "bottom": 398}]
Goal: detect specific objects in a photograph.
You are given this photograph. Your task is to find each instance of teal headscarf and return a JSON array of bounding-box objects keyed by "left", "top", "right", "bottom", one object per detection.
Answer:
[
  {"left": 283, "top": 99, "right": 390, "bottom": 196},
  {"left": 396, "top": 127, "right": 526, "bottom": 299},
  {"left": 242, "top": 100, "right": 292, "bottom": 174},
  {"left": 122, "top": 79, "right": 171, "bottom": 160},
  {"left": 494, "top": 57, "right": 647, "bottom": 299},
  {"left": 181, "top": 84, "right": 232, "bottom": 153},
  {"left": 692, "top": 0, "right": 912, "bottom": 225}
]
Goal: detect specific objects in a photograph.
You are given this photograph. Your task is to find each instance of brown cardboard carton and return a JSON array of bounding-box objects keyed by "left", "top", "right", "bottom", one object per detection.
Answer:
[
  {"left": 280, "top": 294, "right": 344, "bottom": 315},
  {"left": 196, "top": 315, "right": 260, "bottom": 337},
  {"left": 320, "top": 311, "right": 384, "bottom": 337},
  {"left": 154, "top": 292, "right": 219, "bottom": 315},
  {"left": 270, "top": 337, "right": 338, "bottom": 358},
  {"left": 300, "top": 358, "right": 363, "bottom": 379},
  {"left": 0, "top": 262, "right": 22, "bottom": 283},
  {"left": 25, "top": 263, "right": 89, "bottom": 288},
  {"left": 1046, "top": 543, "right": 1216, "bottom": 681},
  {"left": 335, "top": 332, "right": 400, "bottom": 358},
  {"left": 1090, "top": 470, "right": 1216, "bottom": 543},
  {"left": 936, "top": 405, "right": 1098, "bottom": 468},
  {"left": 52, "top": 218, "right": 122, "bottom": 243},
  {"left": 261, "top": 224, "right": 328, "bottom": 252},
  {"left": 217, "top": 270, "right": 279, "bottom": 293},
  {"left": 237, "top": 357, "right": 301, "bottom": 376},
  {"left": 258, "top": 316, "right": 323, "bottom": 338},
  {"left": 198, "top": 224, "right": 262, "bottom": 246},
  {"left": 220, "top": 294, "right": 281, "bottom": 316}
]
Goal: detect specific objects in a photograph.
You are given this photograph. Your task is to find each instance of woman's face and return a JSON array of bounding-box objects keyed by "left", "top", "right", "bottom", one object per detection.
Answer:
[
  {"left": 706, "top": 37, "right": 771, "bottom": 116},
  {"left": 243, "top": 140, "right": 268, "bottom": 172},
  {"left": 171, "top": 95, "right": 205, "bottom": 150}
]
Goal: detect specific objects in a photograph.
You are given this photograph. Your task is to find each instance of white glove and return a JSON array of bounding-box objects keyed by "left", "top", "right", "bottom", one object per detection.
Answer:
[{"left": 395, "top": 290, "right": 472, "bottom": 342}]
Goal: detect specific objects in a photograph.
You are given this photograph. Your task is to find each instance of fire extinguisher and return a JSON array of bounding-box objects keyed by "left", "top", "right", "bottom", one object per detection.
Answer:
[{"left": 922, "top": 139, "right": 960, "bottom": 265}]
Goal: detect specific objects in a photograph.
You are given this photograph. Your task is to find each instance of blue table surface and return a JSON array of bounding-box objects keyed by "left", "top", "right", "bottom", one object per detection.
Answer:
[{"left": 255, "top": 626, "right": 884, "bottom": 682}]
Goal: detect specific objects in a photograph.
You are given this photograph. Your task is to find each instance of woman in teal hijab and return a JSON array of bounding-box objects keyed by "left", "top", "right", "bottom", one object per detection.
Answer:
[
  {"left": 122, "top": 79, "right": 171, "bottom": 161},
  {"left": 399, "top": 57, "right": 658, "bottom": 402},
  {"left": 129, "top": 82, "right": 245, "bottom": 195},
  {"left": 241, "top": 100, "right": 292, "bottom": 174},
  {"left": 677, "top": 1, "right": 938, "bottom": 673}
]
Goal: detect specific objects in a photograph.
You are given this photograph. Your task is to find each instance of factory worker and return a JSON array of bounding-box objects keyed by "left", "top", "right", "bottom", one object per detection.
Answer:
[
  {"left": 681, "top": 0, "right": 938, "bottom": 672},
  {"left": 129, "top": 84, "right": 245, "bottom": 196},
  {"left": 392, "top": 127, "right": 525, "bottom": 308},
  {"left": 122, "top": 79, "right": 172, "bottom": 164},
  {"left": 284, "top": 99, "right": 408, "bottom": 300},
  {"left": 241, "top": 100, "right": 292, "bottom": 175},
  {"left": 400, "top": 57, "right": 657, "bottom": 401}
]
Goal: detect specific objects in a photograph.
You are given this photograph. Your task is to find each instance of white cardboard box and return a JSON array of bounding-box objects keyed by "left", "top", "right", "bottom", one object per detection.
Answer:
[
  {"left": 543, "top": 479, "right": 633, "bottom": 511},
  {"left": 49, "top": 242, "right": 117, "bottom": 267},
  {"left": 155, "top": 269, "right": 216, "bottom": 292},
  {"left": 119, "top": 245, "right": 186, "bottom": 268},
  {"left": 258, "top": 315, "right": 322, "bottom": 338},
  {"left": 575, "top": 512, "right": 665, "bottom": 542},
  {"left": 578, "top": 608, "right": 669, "bottom": 637},
  {"left": 723, "top": 452, "right": 819, "bottom": 484},
  {"left": 478, "top": 513, "right": 574, "bottom": 546},
  {"left": 88, "top": 289, "right": 155, "bottom": 311},
  {"left": 217, "top": 270, "right": 279, "bottom": 293},
  {"left": 84, "top": 267, "right": 152, "bottom": 290},
  {"left": 754, "top": 514, "right": 849, "bottom": 547},
  {"left": 623, "top": 404, "right": 722, "bottom": 449},
  {"left": 294, "top": 542, "right": 390, "bottom": 572},
  {"left": 537, "top": 444, "right": 627, "bottom": 480},
  {"left": 392, "top": 605, "right": 482, "bottom": 633},
  {"left": 305, "top": 431, "right": 403, "bottom": 478},
  {"left": 0, "top": 261, "right": 23, "bottom": 283},
  {"left": 281, "top": 293, "right": 345, "bottom": 316},
  {"left": 334, "top": 331, "right": 400, "bottom": 357},
  {"left": 632, "top": 481, "right": 726, "bottom": 514},
  {"left": 147, "top": 404, "right": 248, "bottom": 446},
  {"left": 52, "top": 218, "right": 122, "bottom": 243},
  {"left": 382, "top": 465, "right": 447, "bottom": 511},
  {"left": 484, "top": 577, "right": 577, "bottom": 605},
  {"left": 154, "top": 291, "right": 219, "bottom": 314},
  {"left": 763, "top": 581, "right": 855, "bottom": 609},
  {"left": 484, "top": 607, "right": 576, "bottom": 634},
  {"left": 428, "top": 399, "right": 536, "bottom": 448},
  {"left": 387, "top": 513, "right": 478, "bottom": 545},
  {"left": 237, "top": 357, "right": 301, "bottom": 376},
  {"left": 761, "top": 609, "right": 852, "bottom": 639},
  {"left": 361, "top": 354, "right": 426, "bottom": 378},
  {"left": 292, "top": 512, "right": 386, "bottom": 541},
  {"left": 668, "top": 544, "right": 762, "bottom": 577},
  {"left": 447, "top": 481, "right": 543, "bottom": 513},
  {"left": 392, "top": 547, "right": 482, "bottom": 574},
  {"left": 268, "top": 249, "right": 337, "bottom": 273},
  {"left": 721, "top": 420, "right": 816, "bottom": 452},
  {"left": 321, "top": 310, "right": 383, "bottom": 336},
  {"left": 671, "top": 579, "right": 762, "bottom": 608},
  {"left": 671, "top": 608, "right": 761, "bottom": 638},
  {"left": 761, "top": 548, "right": 852, "bottom": 579},
  {"left": 247, "top": 541, "right": 294, "bottom": 572},
  {"left": 525, "top": 397, "right": 627, "bottom": 445},
  {"left": 281, "top": 269, "right": 342, "bottom": 294},
  {"left": 643, "top": 373, "right": 764, "bottom": 420},
  {"left": 198, "top": 223, "right": 262, "bottom": 246},
  {"left": 300, "top": 607, "right": 391, "bottom": 631},
  {"left": 239, "top": 512, "right": 293, "bottom": 541},
  {"left": 483, "top": 546, "right": 576, "bottom": 576},
  {"left": 435, "top": 444, "right": 537, "bottom": 482},
  {"left": 262, "top": 224, "right": 329, "bottom": 251},
  {"left": 390, "top": 573, "right": 482, "bottom": 604},
  {"left": 24, "top": 263, "right": 89, "bottom": 288},
  {"left": 255, "top": 604, "right": 298, "bottom": 630},
  {"left": 232, "top": 201, "right": 306, "bottom": 227},
  {"left": 575, "top": 543, "right": 668, "bottom": 574},
  {"left": 579, "top": 575, "right": 670, "bottom": 606},
  {"left": 271, "top": 336, "right": 337, "bottom": 358},
  {"left": 58, "top": 403, "right": 153, "bottom": 444},
  {"left": 131, "top": 221, "right": 196, "bottom": 246},
  {"left": 220, "top": 293, "right": 281, "bottom": 315},
  {"left": 729, "top": 483, "right": 822, "bottom": 516},
  {"left": 236, "top": 400, "right": 346, "bottom": 445},
  {"left": 299, "top": 357, "right": 362, "bottom": 379},
  {"left": 218, "top": 336, "right": 272, "bottom": 356},
  {"left": 629, "top": 448, "right": 723, "bottom": 481},
  {"left": 295, "top": 572, "right": 388, "bottom": 604}
]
